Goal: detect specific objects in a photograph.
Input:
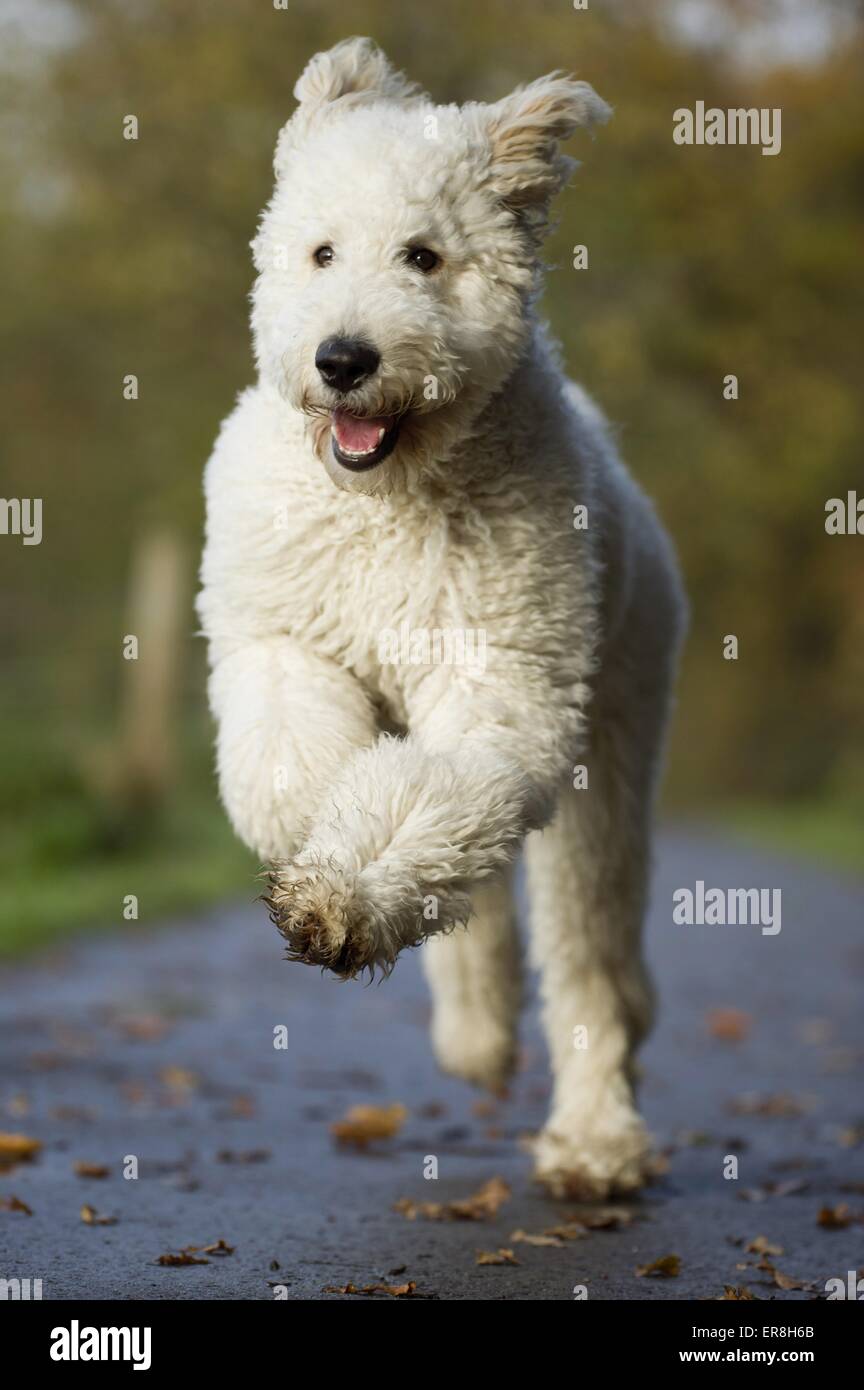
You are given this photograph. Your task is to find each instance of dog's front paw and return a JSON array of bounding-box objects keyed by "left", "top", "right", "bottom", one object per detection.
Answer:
[
  {"left": 264, "top": 855, "right": 429, "bottom": 979},
  {"left": 264, "top": 859, "right": 380, "bottom": 979},
  {"left": 532, "top": 1105, "right": 653, "bottom": 1201}
]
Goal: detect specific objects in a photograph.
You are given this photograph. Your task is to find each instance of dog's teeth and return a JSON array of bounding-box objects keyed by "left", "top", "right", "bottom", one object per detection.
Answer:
[{"left": 340, "top": 428, "right": 385, "bottom": 458}]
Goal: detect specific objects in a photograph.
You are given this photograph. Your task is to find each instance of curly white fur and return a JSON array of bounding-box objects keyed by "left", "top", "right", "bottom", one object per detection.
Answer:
[{"left": 198, "top": 38, "right": 686, "bottom": 1197}]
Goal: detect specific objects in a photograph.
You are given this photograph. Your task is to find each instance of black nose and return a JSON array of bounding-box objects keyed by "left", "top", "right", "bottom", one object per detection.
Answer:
[{"left": 315, "top": 337, "right": 380, "bottom": 393}]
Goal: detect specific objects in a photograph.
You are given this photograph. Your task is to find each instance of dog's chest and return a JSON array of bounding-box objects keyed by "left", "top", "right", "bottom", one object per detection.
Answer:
[{"left": 275, "top": 494, "right": 465, "bottom": 692}]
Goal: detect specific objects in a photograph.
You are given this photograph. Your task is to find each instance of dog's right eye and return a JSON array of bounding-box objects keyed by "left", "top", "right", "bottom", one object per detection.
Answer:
[{"left": 313, "top": 245, "right": 334, "bottom": 267}]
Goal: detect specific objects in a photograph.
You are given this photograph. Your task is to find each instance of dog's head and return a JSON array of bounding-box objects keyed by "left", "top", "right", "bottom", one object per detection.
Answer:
[{"left": 251, "top": 37, "right": 609, "bottom": 495}]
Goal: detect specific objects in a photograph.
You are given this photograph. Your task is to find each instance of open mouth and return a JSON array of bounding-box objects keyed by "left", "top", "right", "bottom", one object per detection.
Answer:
[{"left": 330, "top": 409, "right": 400, "bottom": 471}]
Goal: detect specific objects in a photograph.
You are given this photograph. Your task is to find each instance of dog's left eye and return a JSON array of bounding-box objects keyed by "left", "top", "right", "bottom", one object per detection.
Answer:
[{"left": 404, "top": 247, "right": 440, "bottom": 274}]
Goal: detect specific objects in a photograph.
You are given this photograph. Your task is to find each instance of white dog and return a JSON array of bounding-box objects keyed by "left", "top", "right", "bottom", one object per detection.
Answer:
[{"left": 198, "top": 38, "right": 686, "bottom": 1198}]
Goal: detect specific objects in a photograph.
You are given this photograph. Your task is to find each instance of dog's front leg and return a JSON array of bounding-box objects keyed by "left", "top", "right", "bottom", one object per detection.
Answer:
[
  {"left": 267, "top": 672, "right": 580, "bottom": 976},
  {"left": 208, "top": 635, "right": 378, "bottom": 863}
]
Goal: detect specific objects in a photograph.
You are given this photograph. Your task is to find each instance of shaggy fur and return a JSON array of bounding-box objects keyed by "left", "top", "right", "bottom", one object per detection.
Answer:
[{"left": 198, "top": 38, "right": 687, "bottom": 1198}]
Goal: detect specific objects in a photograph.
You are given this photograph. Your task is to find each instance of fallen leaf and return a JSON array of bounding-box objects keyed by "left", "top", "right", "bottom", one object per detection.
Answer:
[
  {"left": 636, "top": 1254, "right": 681, "bottom": 1278},
  {"left": 754, "top": 1257, "right": 813, "bottom": 1291},
  {"left": 746, "top": 1235, "right": 783, "bottom": 1255},
  {"left": 722, "top": 1285, "right": 759, "bottom": 1300},
  {"left": 728, "top": 1093, "right": 811, "bottom": 1118},
  {"left": 216, "top": 1149, "right": 271, "bottom": 1164},
  {"left": 0, "top": 1195, "right": 32, "bottom": 1215},
  {"left": 156, "top": 1251, "right": 209, "bottom": 1266},
  {"left": 542, "top": 1221, "right": 588, "bottom": 1242},
  {"left": 707, "top": 1008, "right": 751, "bottom": 1042},
  {"left": 225, "top": 1094, "right": 255, "bottom": 1118},
  {"left": 393, "top": 1176, "right": 510, "bottom": 1222},
  {"left": 772, "top": 1268, "right": 809, "bottom": 1291},
  {"left": 323, "top": 1281, "right": 419, "bottom": 1298},
  {"left": 579, "top": 1206, "right": 635, "bottom": 1231},
  {"left": 120, "top": 1082, "right": 149, "bottom": 1106},
  {"left": 510, "top": 1229, "right": 565, "bottom": 1248},
  {"left": 739, "top": 1179, "right": 808, "bottom": 1203},
  {"left": 50, "top": 1105, "right": 97, "bottom": 1123},
  {"left": 0, "top": 1133, "right": 42, "bottom": 1171},
  {"left": 115, "top": 1014, "right": 170, "bottom": 1042},
  {"left": 476, "top": 1248, "right": 519, "bottom": 1265},
  {"left": 80, "top": 1204, "right": 117, "bottom": 1226},
  {"left": 817, "top": 1204, "right": 853, "bottom": 1229},
  {"left": 674, "top": 1129, "right": 715, "bottom": 1148},
  {"left": 331, "top": 1103, "right": 407, "bottom": 1149},
  {"left": 159, "top": 1066, "right": 199, "bottom": 1093},
  {"left": 200, "top": 1239, "right": 234, "bottom": 1256},
  {"left": 74, "top": 1162, "right": 109, "bottom": 1179}
]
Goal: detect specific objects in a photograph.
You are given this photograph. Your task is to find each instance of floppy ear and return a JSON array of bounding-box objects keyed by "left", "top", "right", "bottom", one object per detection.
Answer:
[
  {"left": 293, "top": 35, "right": 424, "bottom": 107},
  {"left": 484, "top": 73, "right": 610, "bottom": 229},
  {"left": 275, "top": 37, "right": 425, "bottom": 177}
]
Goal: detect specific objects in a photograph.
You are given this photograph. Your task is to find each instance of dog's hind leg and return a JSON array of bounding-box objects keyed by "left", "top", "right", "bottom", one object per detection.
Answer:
[
  {"left": 525, "top": 594, "right": 680, "bottom": 1198},
  {"left": 422, "top": 866, "right": 521, "bottom": 1093}
]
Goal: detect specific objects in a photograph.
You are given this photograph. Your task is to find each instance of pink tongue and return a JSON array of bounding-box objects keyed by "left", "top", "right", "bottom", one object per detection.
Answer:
[{"left": 332, "top": 410, "right": 387, "bottom": 454}]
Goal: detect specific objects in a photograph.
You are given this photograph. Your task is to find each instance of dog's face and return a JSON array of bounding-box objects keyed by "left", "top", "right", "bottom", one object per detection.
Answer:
[{"left": 251, "top": 38, "right": 608, "bottom": 494}]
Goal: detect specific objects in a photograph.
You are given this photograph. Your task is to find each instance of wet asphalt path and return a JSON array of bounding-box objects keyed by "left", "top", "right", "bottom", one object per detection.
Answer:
[{"left": 1, "top": 830, "right": 862, "bottom": 1301}]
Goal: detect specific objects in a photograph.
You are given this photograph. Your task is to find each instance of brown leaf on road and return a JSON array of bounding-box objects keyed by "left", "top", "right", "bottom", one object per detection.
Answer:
[
  {"left": 159, "top": 1066, "right": 199, "bottom": 1094},
  {"left": 323, "top": 1280, "right": 419, "bottom": 1298},
  {"left": 80, "top": 1204, "right": 116, "bottom": 1226},
  {"left": 224, "top": 1094, "right": 256, "bottom": 1118},
  {"left": 746, "top": 1235, "right": 784, "bottom": 1255},
  {"left": 114, "top": 1013, "right": 171, "bottom": 1042},
  {"left": 156, "top": 1251, "right": 210, "bottom": 1266},
  {"left": 50, "top": 1105, "right": 97, "bottom": 1123},
  {"left": 510, "top": 1229, "right": 565, "bottom": 1248},
  {"left": 393, "top": 1176, "right": 510, "bottom": 1222},
  {"left": 74, "top": 1161, "right": 110, "bottom": 1179},
  {"left": 739, "top": 1179, "right": 809, "bottom": 1203},
  {"left": 476, "top": 1248, "right": 519, "bottom": 1265},
  {"left": 636, "top": 1254, "right": 681, "bottom": 1278},
  {"left": 707, "top": 1008, "right": 751, "bottom": 1042},
  {"left": 817, "top": 1203, "right": 854, "bottom": 1229},
  {"left": 763, "top": 1264, "right": 810, "bottom": 1292},
  {"left": 331, "top": 1103, "right": 407, "bottom": 1149},
  {"left": 542, "top": 1222, "right": 588, "bottom": 1242},
  {"left": 722, "top": 1285, "right": 759, "bottom": 1300},
  {"left": 0, "top": 1133, "right": 42, "bottom": 1171},
  {"left": 216, "top": 1148, "right": 271, "bottom": 1164},
  {"left": 578, "top": 1206, "right": 635, "bottom": 1231},
  {"left": 728, "top": 1093, "right": 812, "bottom": 1118},
  {"left": 200, "top": 1239, "right": 234, "bottom": 1256},
  {"left": 0, "top": 1195, "right": 32, "bottom": 1215}
]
